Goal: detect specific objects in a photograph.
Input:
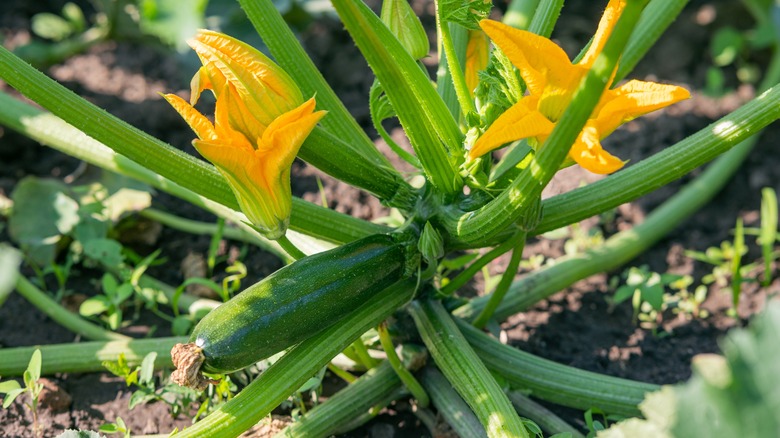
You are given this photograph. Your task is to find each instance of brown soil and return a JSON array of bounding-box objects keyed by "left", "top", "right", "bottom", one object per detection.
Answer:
[{"left": 1, "top": 0, "right": 779, "bottom": 436}]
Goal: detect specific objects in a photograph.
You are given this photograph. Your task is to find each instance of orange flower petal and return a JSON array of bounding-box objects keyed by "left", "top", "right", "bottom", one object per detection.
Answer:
[
  {"left": 469, "top": 97, "right": 555, "bottom": 160},
  {"left": 594, "top": 80, "right": 691, "bottom": 135},
  {"left": 465, "top": 30, "right": 490, "bottom": 98},
  {"left": 189, "top": 30, "right": 302, "bottom": 125},
  {"left": 257, "top": 97, "right": 327, "bottom": 173},
  {"left": 579, "top": 0, "right": 626, "bottom": 67},
  {"left": 568, "top": 124, "right": 625, "bottom": 174},
  {"left": 161, "top": 93, "right": 217, "bottom": 141},
  {"left": 480, "top": 20, "right": 574, "bottom": 96}
]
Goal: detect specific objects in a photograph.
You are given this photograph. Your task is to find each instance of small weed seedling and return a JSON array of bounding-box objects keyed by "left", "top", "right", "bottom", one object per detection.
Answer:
[
  {"left": 99, "top": 416, "right": 130, "bottom": 438},
  {"left": 0, "top": 349, "right": 44, "bottom": 436}
]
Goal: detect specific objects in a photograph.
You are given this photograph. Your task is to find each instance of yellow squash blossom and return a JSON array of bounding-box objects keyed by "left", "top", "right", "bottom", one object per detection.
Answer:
[
  {"left": 465, "top": 29, "right": 490, "bottom": 98},
  {"left": 163, "top": 30, "right": 326, "bottom": 239},
  {"left": 469, "top": 0, "right": 690, "bottom": 174}
]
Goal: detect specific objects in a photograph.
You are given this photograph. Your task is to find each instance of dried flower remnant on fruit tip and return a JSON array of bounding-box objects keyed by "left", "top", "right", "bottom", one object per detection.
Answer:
[
  {"left": 162, "top": 30, "right": 327, "bottom": 239},
  {"left": 170, "top": 342, "right": 217, "bottom": 390},
  {"left": 470, "top": 0, "right": 690, "bottom": 174}
]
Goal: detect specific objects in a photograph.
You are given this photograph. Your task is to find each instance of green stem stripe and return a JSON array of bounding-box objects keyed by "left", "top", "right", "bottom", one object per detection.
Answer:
[
  {"left": 331, "top": 0, "right": 463, "bottom": 196},
  {"left": 410, "top": 300, "right": 528, "bottom": 438},
  {"left": 472, "top": 233, "right": 525, "bottom": 328},
  {"left": 420, "top": 366, "right": 487, "bottom": 438},
  {"left": 502, "top": 0, "right": 540, "bottom": 30},
  {"left": 536, "top": 83, "right": 780, "bottom": 235},
  {"left": 439, "top": 231, "right": 524, "bottom": 296},
  {"left": 0, "top": 337, "right": 185, "bottom": 376},
  {"left": 0, "top": 90, "right": 388, "bottom": 244},
  {"left": 445, "top": 1, "right": 647, "bottom": 247},
  {"left": 457, "top": 319, "right": 657, "bottom": 417},
  {"left": 238, "top": 0, "right": 391, "bottom": 170},
  {"left": 280, "top": 362, "right": 401, "bottom": 437},
  {"left": 175, "top": 280, "right": 416, "bottom": 437},
  {"left": 15, "top": 276, "right": 129, "bottom": 342}
]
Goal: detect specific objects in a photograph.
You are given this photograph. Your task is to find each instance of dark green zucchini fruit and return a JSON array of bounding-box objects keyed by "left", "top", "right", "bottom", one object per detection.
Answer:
[{"left": 171, "top": 232, "right": 414, "bottom": 386}]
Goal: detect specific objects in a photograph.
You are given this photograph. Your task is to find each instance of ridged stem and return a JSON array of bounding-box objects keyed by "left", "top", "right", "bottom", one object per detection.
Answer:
[
  {"left": 527, "top": 0, "right": 565, "bottom": 37},
  {"left": 15, "top": 276, "right": 129, "bottom": 342},
  {"left": 420, "top": 366, "right": 487, "bottom": 438},
  {"left": 457, "top": 319, "right": 657, "bottom": 417},
  {"left": 615, "top": 0, "right": 690, "bottom": 82},
  {"left": 507, "top": 391, "right": 585, "bottom": 438},
  {"left": 175, "top": 280, "right": 415, "bottom": 437},
  {"left": 409, "top": 299, "right": 528, "bottom": 438},
  {"left": 278, "top": 362, "right": 400, "bottom": 437},
  {"left": 0, "top": 337, "right": 185, "bottom": 376}
]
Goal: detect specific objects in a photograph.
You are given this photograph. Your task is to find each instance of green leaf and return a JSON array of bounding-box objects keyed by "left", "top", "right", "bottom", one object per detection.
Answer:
[
  {"left": 0, "top": 245, "right": 21, "bottom": 307},
  {"left": 31, "top": 12, "right": 74, "bottom": 41},
  {"left": 138, "top": 0, "right": 209, "bottom": 51},
  {"left": 438, "top": 0, "right": 491, "bottom": 29},
  {"left": 84, "top": 239, "right": 124, "bottom": 269},
  {"left": 612, "top": 285, "right": 636, "bottom": 306},
  {"left": 2, "top": 387, "right": 25, "bottom": 408},
  {"left": 79, "top": 297, "right": 111, "bottom": 317},
  {"left": 62, "top": 3, "right": 86, "bottom": 32},
  {"left": 641, "top": 283, "right": 664, "bottom": 311},
  {"left": 98, "top": 424, "right": 118, "bottom": 433},
  {"left": 602, "top": 301, "right": 780, "bottom": 437},
  {"left": 711, "top": 27, "right": 743, "bottom": 67},
  {"left": 139, "top": 352, "right": 157, "bottom": 385},
  {"left": 0, "top": 380, "right": 21, "bottom": 394},
  {"left": 9, "top": 177, "right": 80, "bottom": 265},
  {"left": 26, "top": 349, "right": 42, "bottom": 383}
]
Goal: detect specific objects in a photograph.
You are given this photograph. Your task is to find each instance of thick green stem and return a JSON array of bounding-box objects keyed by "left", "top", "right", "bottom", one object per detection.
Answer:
[
  {"left": 15, "top": 276, "right": 129, "bottom": 342},
  {"left": 457, "top": 320, "right": 656, "bottom": 416},
  {"left": 409, "top": 299, "right": 528, "bottom": 438},
  {"left": 420, "top": 366, "right": 487, "bottom": 438},
  {"left": 279, "top": 362, "right": 400, "bottom": 437},
  {"left": 0, "top": 337, "right": 184, "bottom": 376},
  {"left": 436, "top": 1, "right": 477, "bottom": 116},
  {"left": 175, "top": 280, "right": 415, "bottom": 437},
  {"left": 0, "top": 90, "right": 388, "bottom": 244},
  {"left": 527, "top": 0, "right": 565, "bottom": 37},
  {"left": 507, "top": 391, "right": 585, "bottom": 438},
  {"left": 276, "top": 234, "right": 307, "bottom": 260},
  {"left": 503, "top": 0, "right": 540, "bottom": 30},
  {"left": 615, "top": 0, "right": 689, "bottom": 82},
  {"left": 472, "top": 234, "right": 525, "bottom": 328},
  {"left": 349, "top": 338, "right": 381, "bottom": 369},
  {"left": 377, "top": 323, "right": 429, "bottom": 408},
  {"left": 444, "top": 1, "right": 647, "bottom": 247}
]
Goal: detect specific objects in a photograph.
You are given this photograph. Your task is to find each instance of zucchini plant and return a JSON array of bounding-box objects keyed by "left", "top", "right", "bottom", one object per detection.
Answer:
[{"left": 1, "top": 0, "right": 779, "bottom": 437}]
